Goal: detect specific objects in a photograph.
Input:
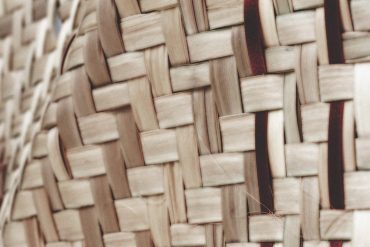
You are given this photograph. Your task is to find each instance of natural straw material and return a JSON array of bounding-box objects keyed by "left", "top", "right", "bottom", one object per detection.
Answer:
[{"left": 1, "top": 0, "right": 370, "bottom": 246}]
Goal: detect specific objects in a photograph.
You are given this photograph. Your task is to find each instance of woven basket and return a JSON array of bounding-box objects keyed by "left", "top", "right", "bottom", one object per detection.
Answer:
[{"left": 1, "top": 0, "right": 370, "bottom": 246}]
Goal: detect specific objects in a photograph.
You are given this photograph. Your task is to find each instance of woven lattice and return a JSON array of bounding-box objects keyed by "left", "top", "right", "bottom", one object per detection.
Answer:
[{"left": 1, "top": 0, "right": 370, "bottom": 246}]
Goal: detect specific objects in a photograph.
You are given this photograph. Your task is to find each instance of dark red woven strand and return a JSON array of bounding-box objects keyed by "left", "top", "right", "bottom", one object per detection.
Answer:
[
  {"left": 261, "top": 243, "right": 274, "bottom": 247},
  {"left": 325, "top": 2, "right": 346, "bottom": 244},
  {"left": 244, "top": 0, "right": 267, "bottom": 75},
  {"left": 330, "top": 240, "right": 343, "bottom": 247},
  {"left": 324, "top": 0, "right": 345, "bottom": 64},
  {"left": 255, "top": 112, "right": 274, "bottom": 213},
  {"left": 328, "top": 101, "right": 345, "bottom": 210}
]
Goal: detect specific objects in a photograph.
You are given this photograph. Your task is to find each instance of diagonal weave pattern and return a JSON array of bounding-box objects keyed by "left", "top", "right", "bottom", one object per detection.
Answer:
[{"left": 1, "top": 0, "right": 370, "bottom": 246}]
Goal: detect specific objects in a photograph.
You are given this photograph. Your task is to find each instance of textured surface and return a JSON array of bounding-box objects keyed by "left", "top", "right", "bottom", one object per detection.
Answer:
[{"left": 0, "top": 0, "right": 370, "bottom": 246}]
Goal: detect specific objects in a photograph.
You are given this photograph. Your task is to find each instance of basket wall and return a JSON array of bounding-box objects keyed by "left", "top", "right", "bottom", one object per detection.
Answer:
[{"left": 0, "top": 0, "right": 369, "bottom": 246}]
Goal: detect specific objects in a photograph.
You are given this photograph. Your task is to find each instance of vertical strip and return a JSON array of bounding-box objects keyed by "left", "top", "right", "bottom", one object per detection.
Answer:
[
  {"left": 325, "top": 0, "right": 346, "bottom": 211},
  {"left": 255, "top": 112, "right": 274, "bottom": 213},
  {"left": 330, "top": 240, "right": 343, "bottom": 247},
  {"left": 324, "top": 0, "right": 344, "bottom": 64},
  {"left": 261, "top": 243, "right": 274, "bottom": 247},
  {"left": 60, "top": 33, "right": 76, "bottom": 73},
  {"left": 245, "top": 1, "right": 275, "bottom": 244},
  {"left": 0, "top": 164, "right": 6, "bottom": 203},
  {"left": 325, "top": 3, "right": 345, "bottom": 246},
  {"left": 328, "top": 101, "right": 345, "bottom": 209},
  {"left": 97, "top": 0, "right": 125, "bottom": 57},
  {"left": 244, "top": 0, "right": 267, "bottom": 75}
]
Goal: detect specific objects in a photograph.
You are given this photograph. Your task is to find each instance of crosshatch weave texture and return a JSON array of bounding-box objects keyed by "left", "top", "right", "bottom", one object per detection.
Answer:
[{"left": 2, "top": 0, "right": 370, "bottom": 246}]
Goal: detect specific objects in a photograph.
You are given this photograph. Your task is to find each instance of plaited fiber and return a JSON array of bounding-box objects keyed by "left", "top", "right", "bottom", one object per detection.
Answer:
[{"left": 1, "top": 0, "right": 370, "bottom": 246}]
